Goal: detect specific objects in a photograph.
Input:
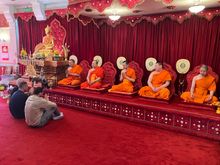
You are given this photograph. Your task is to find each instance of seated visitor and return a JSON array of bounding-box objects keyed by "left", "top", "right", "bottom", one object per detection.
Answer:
[
  {"left": 139, "top": 62, "right": 171, "bottom": 100},
  {"left": 109, "top": 61, "right": 136, "bottom": 93},
  {"left": 80, "top": 60, "right": 104, "bottom": 89},
  {"left": 181, "top": 65, "right": 218, "bottom": 104},
  {"left": 58, "top": 59, "right": 83, "bottom": 86},
  {"left": 33, "top": 25, "right": 54, "bottom": 58},
  {"left": 25, "top": 87, "right": 64, "bottom": 127},
  {"left": 9, "top": 78, "right": 29, "bottom": 119},
  {"left": 9, "top": 85, "right": 18, "bottom": 97}
]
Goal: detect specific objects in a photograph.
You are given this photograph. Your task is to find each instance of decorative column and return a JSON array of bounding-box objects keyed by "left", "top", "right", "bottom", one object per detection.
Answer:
[{"left": 2, "top": 5, "right": 18, "bottom": 68}]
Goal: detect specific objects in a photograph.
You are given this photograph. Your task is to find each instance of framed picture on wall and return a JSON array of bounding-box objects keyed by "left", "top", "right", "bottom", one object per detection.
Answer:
[
  {"left": 1, "top": 45, "right": 9, "bottom": 60},
  {"left": 2, "top": 46, "right": 8, "bottom": 53}
]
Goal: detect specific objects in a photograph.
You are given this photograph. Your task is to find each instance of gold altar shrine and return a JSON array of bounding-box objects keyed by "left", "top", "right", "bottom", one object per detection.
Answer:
[{"left": 11, "top": 21, "right": 69, "bottom": 87}]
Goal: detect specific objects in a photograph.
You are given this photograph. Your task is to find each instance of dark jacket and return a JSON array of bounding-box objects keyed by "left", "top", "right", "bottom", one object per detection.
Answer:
[{"left": 9, "top": 90, "right": 28, "bottom": 119}]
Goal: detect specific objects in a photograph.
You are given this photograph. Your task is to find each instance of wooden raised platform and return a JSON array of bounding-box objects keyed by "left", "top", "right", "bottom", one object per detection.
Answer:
[{"left": 45, "top": 87, "right": 220, "bottom": 141}]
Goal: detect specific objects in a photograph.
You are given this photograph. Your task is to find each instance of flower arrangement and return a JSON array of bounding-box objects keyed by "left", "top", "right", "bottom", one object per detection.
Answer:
[
  {"left": 20, "top": 48, "right": 27, "bottom": 59},
  {"left": 54, "top": 49, "right": 60, "bottom": 56},
  {"left": 53, "top": 50, "right": 63, "bottom": 61}
]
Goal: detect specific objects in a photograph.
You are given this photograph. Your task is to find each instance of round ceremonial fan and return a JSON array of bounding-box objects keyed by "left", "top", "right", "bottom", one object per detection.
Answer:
[
  {"left": 176, "top": 59, "right": 190, "bottom": 74},
  {"left": 145, "top": 57, "right": 157, "bottom": 71},
  {"left": 116, "top": 56, "right": 126, "bottom": 70},
  {"left": 93, "top": 55, "right": 103, "bottom": 66},
  {"left": 69, "top": 55, "right": 78, "bottom": 64}
]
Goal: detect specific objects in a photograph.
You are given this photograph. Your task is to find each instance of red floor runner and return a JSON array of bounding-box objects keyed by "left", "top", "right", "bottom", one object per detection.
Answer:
[{"left": 0, "top": 98, "right": 220, "bottom": 165}]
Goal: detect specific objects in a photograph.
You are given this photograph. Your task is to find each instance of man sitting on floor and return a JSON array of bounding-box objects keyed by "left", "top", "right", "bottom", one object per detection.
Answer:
[
  {"left": 139, "top": 62, "right": 171, "bottom": 100},
  {"left": 9, "top": 78, "right": 29, "bottom": 119},
  {"left": 80, "top": 60, "right": 104, "bottom": 89},
  {"left": 58, "top": 59, "right": 83, "bottom": 86},
  {"left": 181, "top": 65, "right": 218, "bottom": 104},
  {"left": 109, "top": 61, "right": 136, "bottom": 93},
  {"left": 25, "top": 87, "right": 64, "bottom": 127}
]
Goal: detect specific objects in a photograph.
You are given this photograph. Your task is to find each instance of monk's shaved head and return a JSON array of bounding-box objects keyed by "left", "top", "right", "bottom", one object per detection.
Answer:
[
  {"left": 155, "top": 61, "right": 163, "bottom": 72},
  {"left": 122, "top": 60, "right": 128, "bottom": 65},
  {"left": 122, "top": 60, "right": 128, "bottom": 69},
  {"left": 69, "top": 59, "right": 75, "bottom": 67},
  {"left": 70, "top": 59, "right": 75, "bottom": 63},
  {"left": 94, "top": 60, "right": 98, "bottom": 65},
  {"left": 200, "top": 64, "right": 208, "bottom": 77},
  {"left": 200, "top": 64, "right": 208, "bottom": 71},
  {"left": 156, "top": 61, "right": 163, "bottom": 67},
  {"left": 92, "top": 60, "right": 98, "bottom": 68}
]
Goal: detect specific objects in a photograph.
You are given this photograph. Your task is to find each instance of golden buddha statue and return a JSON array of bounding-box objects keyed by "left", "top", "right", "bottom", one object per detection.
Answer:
[{"left": 33, "top": 25, "right": 54, "bottom": 60}]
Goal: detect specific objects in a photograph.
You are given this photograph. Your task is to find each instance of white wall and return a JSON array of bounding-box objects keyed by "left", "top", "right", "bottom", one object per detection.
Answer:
[
  {"left": 0, "top": 28, "right": 10, "bottom": 42},
  {"left": 0, "top": 26, "right": 17, "bottom": 66}
]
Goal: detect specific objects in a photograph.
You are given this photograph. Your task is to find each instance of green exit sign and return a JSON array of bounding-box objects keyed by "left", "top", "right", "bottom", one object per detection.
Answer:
[{"left": 23, "top": 7, "right": 32, "bottom": 12}]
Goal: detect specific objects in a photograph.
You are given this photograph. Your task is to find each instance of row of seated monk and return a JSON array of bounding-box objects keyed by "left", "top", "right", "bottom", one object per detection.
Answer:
[{"left": 58, "top": 59, "right": 218, "bottom": 104}]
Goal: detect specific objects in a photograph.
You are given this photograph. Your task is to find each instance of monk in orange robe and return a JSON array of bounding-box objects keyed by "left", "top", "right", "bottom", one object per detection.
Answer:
[
  {"left": 80, "top": 60, "right": 104, "bottom": 89},
  {"left": 109, "top": 61, "right": 136, "bottom": 93},
  {"left": 139, "top": 62, "right": 171, "bottom": 100},
  {"left": 181, "top": 65, "right": 218, "bottom": 104},
  {"left": 58, "top": 59, "right": 83, "bottom": 86}
]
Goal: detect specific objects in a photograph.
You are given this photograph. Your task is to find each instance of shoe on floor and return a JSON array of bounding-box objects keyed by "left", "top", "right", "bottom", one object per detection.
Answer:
[{"left": 53, "top": 112, "right": 64, "bottom": 120}]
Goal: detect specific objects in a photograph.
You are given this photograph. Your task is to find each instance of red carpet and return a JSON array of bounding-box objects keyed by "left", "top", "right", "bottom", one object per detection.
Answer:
[{"left": 0, "top": 98, "right": 220, "bottom": 165}]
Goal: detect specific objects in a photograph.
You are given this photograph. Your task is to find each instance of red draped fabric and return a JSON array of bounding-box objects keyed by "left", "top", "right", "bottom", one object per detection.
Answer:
[{"left": 17, "top": 14, "right": 220, "bottom": 95}]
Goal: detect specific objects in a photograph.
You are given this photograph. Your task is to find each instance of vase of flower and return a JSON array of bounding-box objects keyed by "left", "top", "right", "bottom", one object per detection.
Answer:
[{"left": 20, "top": 48, "right": 27, "bottom": 59}]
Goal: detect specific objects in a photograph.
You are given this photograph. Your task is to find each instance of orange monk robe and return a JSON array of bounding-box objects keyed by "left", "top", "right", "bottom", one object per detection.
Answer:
[
  {"left": 80, "top": 67, "right": 104, "bottom": 89},
  {"left": 109, "top": 68, "right": 136, "bottom": 93},
  {"left": 139, "top": 70, "right": 171, "bottom": 100},
  {"left": 181, "top": 75, "right": 218, "bottom": 104},
  {"left": 58, "top": 65, "right": 83, "bottom": 86}
]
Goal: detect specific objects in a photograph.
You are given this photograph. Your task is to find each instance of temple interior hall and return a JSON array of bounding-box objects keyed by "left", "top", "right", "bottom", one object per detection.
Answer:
[{"left": 0, "top": 0, "right": 220, "bottom": 164}]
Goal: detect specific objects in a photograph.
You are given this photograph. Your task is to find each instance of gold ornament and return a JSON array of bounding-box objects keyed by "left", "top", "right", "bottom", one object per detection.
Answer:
[{"left": 62, "top": 43, "right": 70, "bottom": 61}]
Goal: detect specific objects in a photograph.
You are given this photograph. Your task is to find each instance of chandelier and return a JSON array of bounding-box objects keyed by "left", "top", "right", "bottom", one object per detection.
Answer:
[
  {"left": 189, "top": 5, "right": 205, "bottom": 13},
  {"left": 109, "top": 14, "right": 121, "bottom": 21},
  {"left": 189, "top": 0, "right": 205, "bottom": 14}
]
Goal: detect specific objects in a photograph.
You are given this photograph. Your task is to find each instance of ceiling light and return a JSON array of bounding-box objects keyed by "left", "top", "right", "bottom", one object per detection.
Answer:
[
  {"left": 189, "top": 5, "right": 205, "bottom": 13},
  {"left": 109, "top": 15, "right": 121, "bottom": 21}
]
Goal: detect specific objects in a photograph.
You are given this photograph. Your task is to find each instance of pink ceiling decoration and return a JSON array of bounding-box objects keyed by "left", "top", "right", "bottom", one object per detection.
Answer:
[
  {"left": 68, "top": 0, "right": 90, "bottom": 5},
  {"left": 162, "top": 0, "right": 173, "bottom": 4},
  {"left": 45, "top": 9, "right": 68, "bottom": 18},
  {"left": 0, "top": 14, "right": 9, "bottom": 27},
  {"left": 14, "top": 12, "right": 34, "bottom": 22},
  {"left": 119, "top": 0, "right": 144, "bottom": 8},
  {"left": 67, "top": 15, "right": 99, "bottom": 27},
  {"left": 94, "top": 8, "right": 220, "bottom": 27},
  {"left": 68, "top": 0, "right": 113, "bottom": 16},
  {"left": 68, "top": 2, "right": 87, "bottom": 16},
  {"left": 197, "top": 10, "right": 218, "bottom": 21},
  {"left": 79, "top": 16, "right": 98, "bottom": 26},
  {"left": 67, "top": 0, "right": 144, "bottom": 16},
  {"left": 90, "top": 0, "right": 112, "bottom": 13},
  {"left": 15, "top": 8, "right": 220, "bottom": 27}
]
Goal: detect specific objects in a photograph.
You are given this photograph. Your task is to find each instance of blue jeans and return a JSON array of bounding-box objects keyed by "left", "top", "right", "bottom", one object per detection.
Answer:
[{"left": 38, "top": 107, "right": 60, "bottom": 127}]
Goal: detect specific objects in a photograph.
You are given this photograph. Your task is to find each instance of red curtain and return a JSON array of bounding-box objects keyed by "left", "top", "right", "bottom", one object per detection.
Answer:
[{"left": 18, "top": 14, "right": 220, "bottom": 95}]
